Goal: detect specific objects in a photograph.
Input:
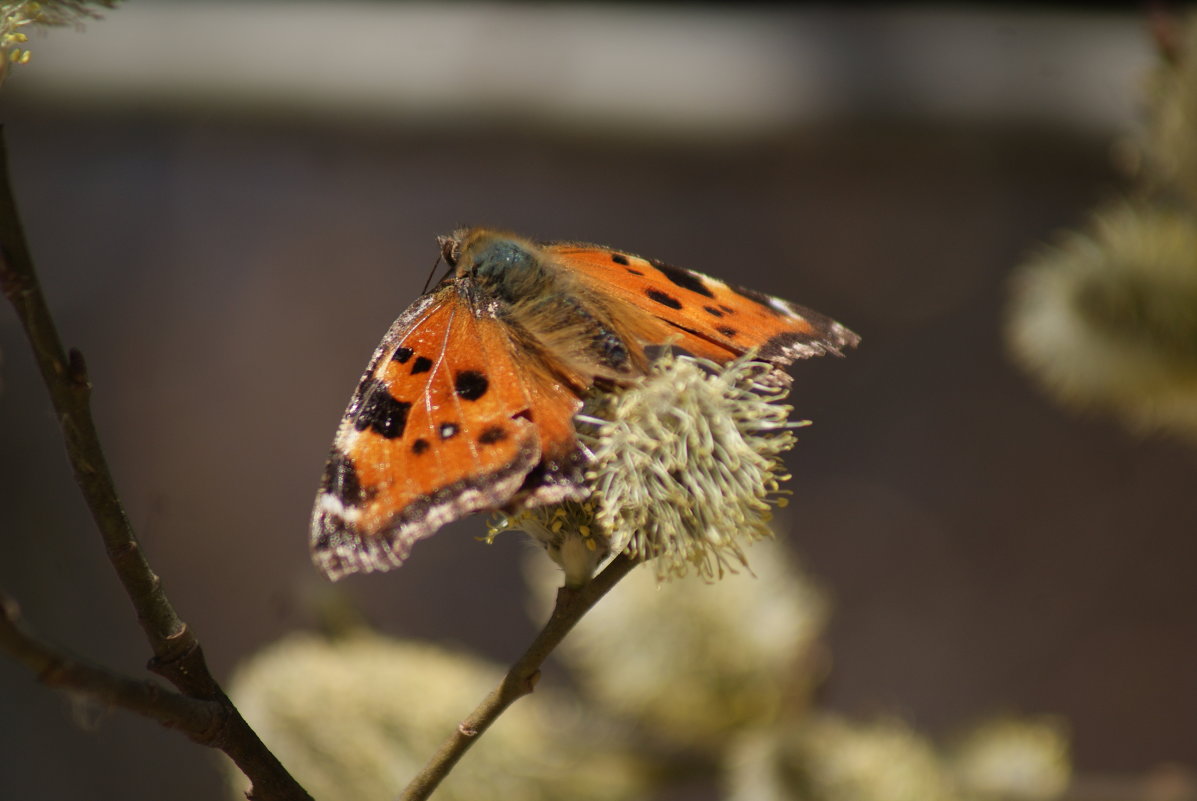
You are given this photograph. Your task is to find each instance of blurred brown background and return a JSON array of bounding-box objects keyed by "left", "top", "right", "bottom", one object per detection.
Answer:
[{"left": 2, "top": 4, "right": 1195, "bottom": 800}]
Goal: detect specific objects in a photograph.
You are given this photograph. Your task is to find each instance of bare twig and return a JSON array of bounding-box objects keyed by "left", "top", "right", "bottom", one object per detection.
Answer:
[
  {"left": 0, "top": 594, "right": 224, "bottom": 735},
  {"left": 0, "top": 126, "right": 312, "bottom": 801},
  {"left": 401, "top": 553, "right": 641, "bottom": 801}
]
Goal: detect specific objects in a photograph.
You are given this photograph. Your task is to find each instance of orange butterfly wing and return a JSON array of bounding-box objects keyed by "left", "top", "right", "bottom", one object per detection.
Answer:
[
  {"left": 545, "top": 242, "right": 860, "bottom": 366},
  {"left": 311, "top": 285, "right": 585, "bottom": 580}
]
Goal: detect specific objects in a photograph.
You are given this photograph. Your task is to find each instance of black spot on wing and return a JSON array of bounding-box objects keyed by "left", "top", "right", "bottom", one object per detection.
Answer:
[
  {"left": 412, "top": 438, "right": 430, "bottom": 455},
  {"left": 717, "top": 326, "right": 738, "bottom": 338},
  {"left": 652, "top": 259, "right": 715, "bottom": 299},
  {"left": 352, "top": 380, "right": 411, "bottom": 439},
  {"left": 646, "top": 288, "right": 683, "bottom": 310},
  {"left": 478, "top": 425, "right": 508, "bottom": 444},
  {"left": 392, "top": 347, "right": 413, "bottom": 363},
  {"left": 704, "top": 305, "right": 725, "bottom": 318},
  {"left": 611, "top": 253, "right": 629, "bottom": 266},
  {"left": 455, "top": 370, "right": 489, "bottom": 400},
  {"left": 321, "top": 451, "right": 369, "bottom": 505},
  {"left": 411, "top": 356, "right": 433, "bottom": 374}
]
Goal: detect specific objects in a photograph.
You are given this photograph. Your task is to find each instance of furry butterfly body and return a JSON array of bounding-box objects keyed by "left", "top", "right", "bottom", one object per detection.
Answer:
[{"left": 312, "top": 228, "right": 858, "bottom": 580}]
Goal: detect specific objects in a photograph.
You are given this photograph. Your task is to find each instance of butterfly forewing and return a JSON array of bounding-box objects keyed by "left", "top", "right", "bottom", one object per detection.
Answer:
[
  {"left": 312, "top": 283, "right": 582, "bottom": 579},
  {"left": 546, "top": 243, "right": 859, "bottom": 365}
]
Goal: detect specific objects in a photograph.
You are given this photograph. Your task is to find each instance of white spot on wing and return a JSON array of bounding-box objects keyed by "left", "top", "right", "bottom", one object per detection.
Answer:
[
  {"left": 768, "top": 296, "right": 797, "bottom": 317},
  {"left": 319, "top": 493, "right": 362, "bottom": 523}
]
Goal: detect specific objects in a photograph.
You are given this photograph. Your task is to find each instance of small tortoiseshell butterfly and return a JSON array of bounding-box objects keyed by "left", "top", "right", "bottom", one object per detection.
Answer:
[{"left": 311, "top": 228, "right": 858, "bottom": 580}]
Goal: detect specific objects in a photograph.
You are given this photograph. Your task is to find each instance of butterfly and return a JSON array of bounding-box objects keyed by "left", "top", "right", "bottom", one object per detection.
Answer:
[{"left": 311, "top": 228, "right": 859, "bottom": 580}]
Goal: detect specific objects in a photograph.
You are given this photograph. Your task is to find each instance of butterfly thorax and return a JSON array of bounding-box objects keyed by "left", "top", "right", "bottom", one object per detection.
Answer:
[{"left": 459, "top": 234, "right": 552, "bottom": 303}]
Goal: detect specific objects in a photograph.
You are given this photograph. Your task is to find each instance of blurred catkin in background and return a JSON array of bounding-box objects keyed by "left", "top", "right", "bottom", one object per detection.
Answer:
[{"left": 1007, "top": 13, "right": 1197, "bottom": 442}]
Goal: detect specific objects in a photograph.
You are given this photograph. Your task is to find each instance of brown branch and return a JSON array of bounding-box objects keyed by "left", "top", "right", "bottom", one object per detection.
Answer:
[
  {"left": 0, "top": 126, "right": 312, "bottom": 801},
  {"left": 0, "top": 594, "right": 224, "bottom": 735},
  {"left": 401, "top": 553, "right": 641, "bottom": 801}
]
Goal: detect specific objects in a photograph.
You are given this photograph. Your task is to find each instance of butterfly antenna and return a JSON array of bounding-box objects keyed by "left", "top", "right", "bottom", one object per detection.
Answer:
[{"left": 422, "top": 253, "right": 448, "bottom": 294}]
